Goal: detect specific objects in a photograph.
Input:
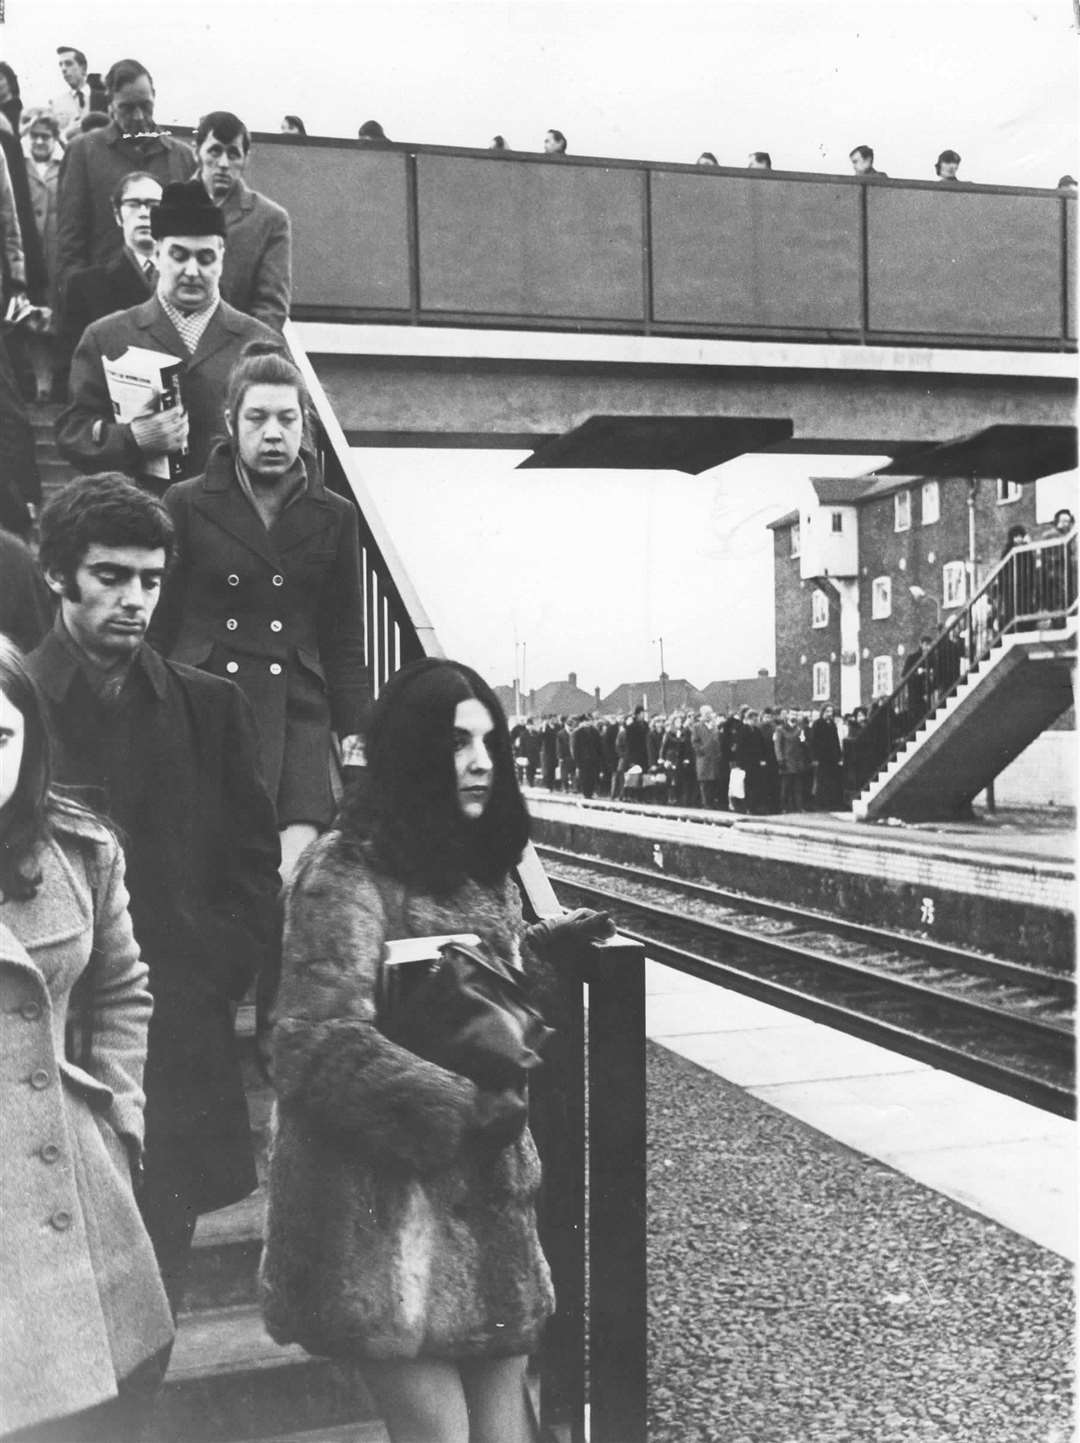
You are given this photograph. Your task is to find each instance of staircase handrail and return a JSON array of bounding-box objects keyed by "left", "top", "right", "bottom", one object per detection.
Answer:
[{"left": 857, "top": 529, "right": 1077, "bottom": 788}]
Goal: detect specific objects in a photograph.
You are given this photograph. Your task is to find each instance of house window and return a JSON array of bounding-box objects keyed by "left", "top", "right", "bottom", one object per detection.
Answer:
[
  {"left": 871, "top": 576, "right": 892, "bottom": 619},
  {"left": 812, "top": 662, "right": 830, "bottom": 701},
  {"left": 789, "top": 524, "right": 801, "bottom": 558},
  {"left": 811, "top": 590, "right": 829, "bottom": 628},
  {"left": 894, "top": 489, "right": 911, "bottom": 532},
  {"left": 996, "top": 479, "right": 1022, "bottom": 505},
  {"left": 872, "top": 655, "right": 894, "bottom": 698},
  {"left": 942, "top": 561, "right": 967, "bottom": 608},
  {"left": 831, "top": 511, "right": 844, "bottom": 533},
  {"left": 921, "top": 481, "right": 940, "bottom": 526}
]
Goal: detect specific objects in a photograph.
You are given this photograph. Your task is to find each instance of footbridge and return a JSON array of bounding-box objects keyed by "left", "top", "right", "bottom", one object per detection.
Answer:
[{"left": 242, "top": 133, "right": 1076, "bottom": 469}]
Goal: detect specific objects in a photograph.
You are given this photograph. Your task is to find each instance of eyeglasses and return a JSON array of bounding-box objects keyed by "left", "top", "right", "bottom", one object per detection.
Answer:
[{"left": 120, "top": 198, "right": 159, "bottom": 211}]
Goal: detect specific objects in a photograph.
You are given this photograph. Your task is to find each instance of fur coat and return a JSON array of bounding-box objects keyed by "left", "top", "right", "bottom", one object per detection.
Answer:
[{"left": 259, "top": 831, "right": 555, "bottom": 1361}]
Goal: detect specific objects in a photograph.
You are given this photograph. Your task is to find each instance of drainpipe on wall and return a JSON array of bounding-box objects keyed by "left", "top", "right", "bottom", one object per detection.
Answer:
[{"left": 835, "top": 579, "right": 861, "bottom": 713}]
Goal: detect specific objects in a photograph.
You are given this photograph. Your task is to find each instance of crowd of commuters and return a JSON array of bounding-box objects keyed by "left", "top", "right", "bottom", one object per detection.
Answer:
[
  {"left": 511, "top": 703, "right": 864, "bottom": 815},
  {"left": 510, "top": 507, "right": 1078, "bottom": 818},
  {"left": 0, "top": 44, "right": 621, "bottom": 1443}
]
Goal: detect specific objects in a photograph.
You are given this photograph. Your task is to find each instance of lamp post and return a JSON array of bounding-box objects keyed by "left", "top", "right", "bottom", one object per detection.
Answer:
[
  {"left": 908, "top": 585, "right": 942, "bottom": 627},
  {"left": 653, "top": 636, "right": 668, "bottom": 713}
]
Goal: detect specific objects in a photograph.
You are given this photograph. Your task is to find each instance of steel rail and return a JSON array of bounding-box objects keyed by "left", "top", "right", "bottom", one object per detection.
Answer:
[
  {"left": 544, "top": 868, "right": 1074, "bottom": 1119},
  {"left": 535, "top": 844, "right": 1074, "bottom": 995}
]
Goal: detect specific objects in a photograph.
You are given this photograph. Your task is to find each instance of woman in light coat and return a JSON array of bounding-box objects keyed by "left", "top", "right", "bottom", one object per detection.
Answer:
[
  {"left": 0, "top": 638, "right": 173, "bottom": 1442},
  {"left": 260, "top": 657, "right": 610, "bottom": 1442}
]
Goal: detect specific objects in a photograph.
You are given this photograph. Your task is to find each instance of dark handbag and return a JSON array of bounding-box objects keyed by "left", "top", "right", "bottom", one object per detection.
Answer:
[{"left": 377, "top": 939, "right": 554, "bottom": 1097}]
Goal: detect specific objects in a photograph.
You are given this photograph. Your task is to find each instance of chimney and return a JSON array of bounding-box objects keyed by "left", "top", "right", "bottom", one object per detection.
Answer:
[
  {"left": 568, "top": 671, "right": 577, "bottom": 688},
  {"left": 594, "top": 686, "right": 601, "bottom": 704}
]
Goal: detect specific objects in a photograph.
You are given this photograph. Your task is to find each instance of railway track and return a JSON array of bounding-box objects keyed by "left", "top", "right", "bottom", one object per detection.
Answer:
[{"left": 535, "top": 845, "right": 1076, "bottom": 1119}]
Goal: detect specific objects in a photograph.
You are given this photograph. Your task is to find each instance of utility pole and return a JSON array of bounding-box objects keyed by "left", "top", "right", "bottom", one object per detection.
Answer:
[{"left": 654, "top": 636, "right": 668, "bottom": 713}]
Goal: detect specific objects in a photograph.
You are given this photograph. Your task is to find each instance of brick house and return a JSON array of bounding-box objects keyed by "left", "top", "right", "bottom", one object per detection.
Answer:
[{"left": 768, "top": 473, "right": 1041, "bottom": 713}]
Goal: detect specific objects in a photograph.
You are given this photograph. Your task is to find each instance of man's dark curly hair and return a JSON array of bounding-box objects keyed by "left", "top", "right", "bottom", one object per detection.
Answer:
[
  {"left": 39, "top": 474, "right": 174, "bottom": 592},
  {"left": 338, "top": 658, "right": 530, "bottom": 894}
]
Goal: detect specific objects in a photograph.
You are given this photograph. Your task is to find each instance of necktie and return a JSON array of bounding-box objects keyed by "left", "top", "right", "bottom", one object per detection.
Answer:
[
  {"left": 77, "top": 89, "right": 86, "bottom": 112},
  {"left": 143, "top": 260, "right": 157, "bottom": 287}
]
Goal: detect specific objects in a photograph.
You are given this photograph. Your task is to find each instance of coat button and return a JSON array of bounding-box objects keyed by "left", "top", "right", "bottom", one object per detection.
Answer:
[
  {"left": 29, "top": 1068, "right": 51, "bottom": 1090},
  {"left": 40, "top": 1143, "right": 61, "bottom": 1164},
  {"left": 226, "top": 619, "right": 238, "bottom": 631},
  {"left": 226, "top": 661, "right": 239, "bottom": 675},
  {"left": 269, "top": 620, "right": 282, "bottom": 632},
  {"left": 50, "top": 1210, "right": 73, "bottom": 1231},
  {"left": 21, "top": 1001, "right": 42, "bottom": 1021},
  {"left": 271, "top": 574, "right": 284, "bottom": 587},
  {"left": 227, "top": 574, "right": 240, "bottom": 586},
  {"left": 269, "top": 663, "right": 283, "bottom": 676}
]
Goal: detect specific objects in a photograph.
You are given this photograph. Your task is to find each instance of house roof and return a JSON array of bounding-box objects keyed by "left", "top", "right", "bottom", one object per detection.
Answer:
[
  {"left": 599, "top": 679, "right": 703, "bottom": 713},
  {"left": 517, "top": 415, "right": 794, "bottom": 474},
  {"left": 766, "top": 508, "right": 800, "bottom": 531},
  {"left": 530, "top": 680, "right": 597, "bottom": 716}
]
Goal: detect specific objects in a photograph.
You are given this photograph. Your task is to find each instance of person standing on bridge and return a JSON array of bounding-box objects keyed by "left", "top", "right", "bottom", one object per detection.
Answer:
[
  {"left": 193, "top": 110, "right": 292, "bottom": 332},
  {"left": 150, "top": 341, "right": 371, "bottom": 882}
]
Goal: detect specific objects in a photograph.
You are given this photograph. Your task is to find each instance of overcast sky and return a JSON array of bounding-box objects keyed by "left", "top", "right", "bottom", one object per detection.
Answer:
[{"left": 9, "top": 1, "right": 1078, "bottom": 695}]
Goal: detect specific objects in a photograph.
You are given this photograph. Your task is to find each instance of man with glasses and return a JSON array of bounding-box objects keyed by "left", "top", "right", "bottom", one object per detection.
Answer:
[
  {"left": 55, "top": 58, "right": 193, "bottom": 288},
  {"left": 58, "top": 179, "right": 277, "bottom": 493},
  {"left": 60, "top": 172, "right": 163, "bottom": 371}
]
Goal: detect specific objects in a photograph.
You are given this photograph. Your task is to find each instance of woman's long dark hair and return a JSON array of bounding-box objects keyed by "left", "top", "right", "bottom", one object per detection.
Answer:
[
  {"left": 338, "top": 658, "right": 530, "bottom": 894},
  {"left": 0, "top": 637, "right": 54, "bottom": 901},
  {"left": 0, "top": 638, "right": 111, "bottom": 902}
]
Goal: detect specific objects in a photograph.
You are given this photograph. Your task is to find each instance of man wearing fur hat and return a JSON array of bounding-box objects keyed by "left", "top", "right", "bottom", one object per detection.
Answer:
[{"left": 57, "top": 178, "right": 277, "bottom": 495}]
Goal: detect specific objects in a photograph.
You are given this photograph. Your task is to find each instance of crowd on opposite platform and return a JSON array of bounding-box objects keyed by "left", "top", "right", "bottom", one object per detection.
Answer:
[
  {"left": 512, "top": 704, "right": 869, "bottom": 814},
  {"left": 510, "top": 505, "right": 1079, "bottom": 818}
]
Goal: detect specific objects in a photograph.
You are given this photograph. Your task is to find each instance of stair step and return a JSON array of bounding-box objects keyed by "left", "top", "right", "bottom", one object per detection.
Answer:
[
  {"left": 186, "top": 1191, "right": 266, "bottom": 1311},
  {"left": 254, "top": 1425, "right": 388, "bottom": 1443},
  {"left": 158, "top": 1304, "right": 380, "bottom": 1443}
]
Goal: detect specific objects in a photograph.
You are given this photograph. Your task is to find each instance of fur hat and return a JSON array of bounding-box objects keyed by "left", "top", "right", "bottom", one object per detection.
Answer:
[{"left": 150, "top": 179, "right": 225, "bottom": 240}]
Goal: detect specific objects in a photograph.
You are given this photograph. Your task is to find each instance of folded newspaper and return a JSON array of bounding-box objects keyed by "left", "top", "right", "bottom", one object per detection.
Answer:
[{"left": 102, "top": 344, "right": 186, "bottom": 482}]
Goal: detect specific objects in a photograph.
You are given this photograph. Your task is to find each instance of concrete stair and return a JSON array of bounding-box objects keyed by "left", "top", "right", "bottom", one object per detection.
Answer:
[
  {"left": 854, "top": 623, "right": 1077, "bottom": 821},
  {"left": 28, "top": 400, "right": 78, "bottom": 506},
  {"left": 156, "top": 1005, "right": 387, "bottom": 1443}
]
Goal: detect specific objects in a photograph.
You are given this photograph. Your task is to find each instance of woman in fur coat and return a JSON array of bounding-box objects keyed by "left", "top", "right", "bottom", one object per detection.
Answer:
[
  {"left": 260, "top": 657, "right": 611, "bottom": 1442},
  {"left": 0, "top": 639, "right": 173, "bottom": 1441}
]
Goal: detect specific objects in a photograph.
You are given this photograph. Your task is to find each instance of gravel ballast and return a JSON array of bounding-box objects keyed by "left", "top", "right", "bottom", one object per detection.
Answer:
[{"left": 647, "top": 1041, "right": 1074, "bottom": 1443}]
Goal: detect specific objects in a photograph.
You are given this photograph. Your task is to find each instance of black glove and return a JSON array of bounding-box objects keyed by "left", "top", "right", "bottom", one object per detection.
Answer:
[{"left": 526, "top": 908, "right": 615, "bottom": 964}]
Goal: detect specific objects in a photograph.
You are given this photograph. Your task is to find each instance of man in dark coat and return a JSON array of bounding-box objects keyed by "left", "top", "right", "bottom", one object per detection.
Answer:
[
  {"left": 26, "top": 474, "right": 280, "bottom": 1323},
  {"left": 58, "top": 179, "right": 278, "bottom": 495},
  {"left": 55, "top": 58, "right": 194, "bottom": 286},
  {"left": 193, "top": 110, "right": 292, "bottom": 330},
  {"left": 58, "top": 170, "right": 162, "bottom": 368},
  {"left": 0, "top": 529, "right": 52, "bottom": 650}
]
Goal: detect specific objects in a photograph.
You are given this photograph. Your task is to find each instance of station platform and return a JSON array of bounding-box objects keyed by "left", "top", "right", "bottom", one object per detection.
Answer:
[
  {"left": 645, "top": 959, "right": 1075, "bottom": 1261},
  {"left": 526, "top": 790, "right": 1075, "bottom": 963}
]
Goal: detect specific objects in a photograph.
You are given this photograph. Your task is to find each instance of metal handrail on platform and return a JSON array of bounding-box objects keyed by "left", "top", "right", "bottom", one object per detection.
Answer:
[{"left": 287, "top": 325, "right": 647, "bottom": 1443}]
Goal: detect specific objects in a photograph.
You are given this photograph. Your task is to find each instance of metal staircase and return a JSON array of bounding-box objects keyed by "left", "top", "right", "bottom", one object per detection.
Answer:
[{"left": 852, "top": 532, "right": 1077, "bottom": 822}]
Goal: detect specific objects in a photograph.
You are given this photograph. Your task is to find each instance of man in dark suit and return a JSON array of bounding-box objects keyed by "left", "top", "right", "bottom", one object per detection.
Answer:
[
  {"left": 55, "top": 57, "right": 193, "bottom": 286},
  {"left": 58, "top": 170, "right": 161, "bottom": 373},
  {"left": 26, "top": 473, "right": 280, "bottom": 1325},
  {"left": 58, "top": 178, "right": 278, "bottom": 495},
  {"left": 193, "top": 110, "right": 292, "bottom": 330}
]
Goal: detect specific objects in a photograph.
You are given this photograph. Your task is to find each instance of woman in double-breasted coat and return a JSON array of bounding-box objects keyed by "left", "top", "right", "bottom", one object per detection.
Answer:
[
  {"left": 260, "top": 658, "right": 611, "bottom": 1442},
  {"left": 153, "top": 343, "right": 372, "bottom": 879},
  {"left": 0, "top": 640, "right": 173, "bottom": 1440}
]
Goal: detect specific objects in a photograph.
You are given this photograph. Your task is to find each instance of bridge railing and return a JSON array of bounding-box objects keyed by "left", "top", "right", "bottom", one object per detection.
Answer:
[
  {"left": 855, "top": 531, "right": 1079, "bottom": 789},
  {"left": 245, "top": 135, "right": 1077, "bottom": 351},
  {"left": 287, "top": 323, "right": 647, "bottom": 1443}
]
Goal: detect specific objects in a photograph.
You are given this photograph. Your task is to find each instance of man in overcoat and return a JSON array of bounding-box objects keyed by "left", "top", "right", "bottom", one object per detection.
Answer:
[
  {"left": 55, "top": 58, "right": 193, "bottom": 285},
  {"left": 59, "top": 171, "right": 162, "bottom": 367},
  {"left": 57, "top": 178, "right": 279, "bottom": 494},
  {"left": 25, "top": 473, "right": 280, "bottom": 1324},
  {"left": 193, "top": 110, "right": 292, "bottom": 330}
]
